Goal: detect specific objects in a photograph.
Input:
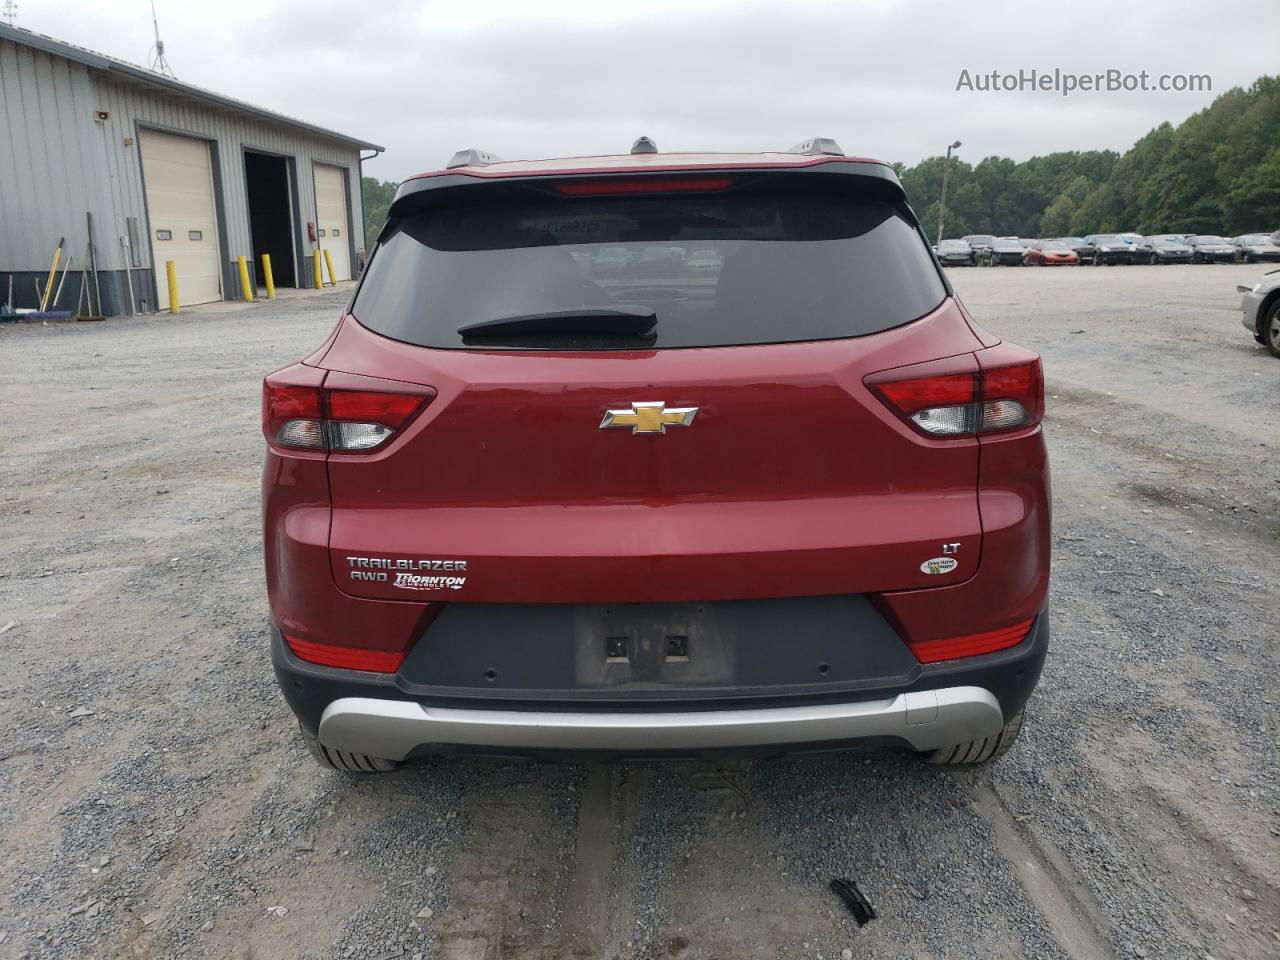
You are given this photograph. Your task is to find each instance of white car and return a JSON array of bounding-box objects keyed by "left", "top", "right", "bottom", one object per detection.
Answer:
[{"left": 1238, "top": 270, "right": 1280, "bottom": 358}]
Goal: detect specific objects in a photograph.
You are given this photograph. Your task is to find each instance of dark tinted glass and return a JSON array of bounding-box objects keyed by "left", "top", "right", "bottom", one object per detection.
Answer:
[{"left": 352, "top": 189, "right": 945, "bottom": 350}]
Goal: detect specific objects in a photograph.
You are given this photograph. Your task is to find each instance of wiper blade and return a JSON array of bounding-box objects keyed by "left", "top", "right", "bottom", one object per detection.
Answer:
[{"left": 458, "top": 305, "right": 656, "bottom": 338}]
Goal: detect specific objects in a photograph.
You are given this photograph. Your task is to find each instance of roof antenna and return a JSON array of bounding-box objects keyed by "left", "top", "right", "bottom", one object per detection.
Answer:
[
  {"left": 147, "top": 0, "right": 176, "bottom": 78},
  {"left": 2, "top": 0, "right": 18, "bottom": 26}
]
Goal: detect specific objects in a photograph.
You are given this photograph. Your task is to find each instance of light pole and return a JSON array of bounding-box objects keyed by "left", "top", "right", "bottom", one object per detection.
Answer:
[{"left": 936, "top": 140, "right": 962, "bottom": 247}]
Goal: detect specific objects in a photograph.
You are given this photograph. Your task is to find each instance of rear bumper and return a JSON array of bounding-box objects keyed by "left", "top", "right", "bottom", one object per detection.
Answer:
[
  {"left": 1241, "top": 290, "right": 1264, "bottom": 333},
  {"left": 272, "top": 611, "right": 1048, "bottom": 759},
  {"left": 317, "top": 686, "right": 1003, "bottom": 758}
]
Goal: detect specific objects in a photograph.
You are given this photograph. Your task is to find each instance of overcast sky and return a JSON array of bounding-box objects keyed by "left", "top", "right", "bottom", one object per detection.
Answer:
[{"left": 13, "top": 0, "right": 1278, "bottom": 182}]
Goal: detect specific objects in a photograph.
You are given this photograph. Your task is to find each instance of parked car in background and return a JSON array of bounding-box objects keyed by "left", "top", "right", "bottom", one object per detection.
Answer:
[
  {"left": 1086, "top": 235, "right": 1138, "bottom": 265},
  {"left": 1190, "top": 235, "right": 1236, "bottom": 263},
  {"left": 593, "top": 247, "right": 630, "bottom": 274},
  {"left": 1025, "top": 239, "right": 1079, "bottom": 266},
  {"left": 1059, "top": 237, "right": 1096, "bottom": 264},
  {"left": 1144, "top": 235, "right": 1194, "bottom": 264},
  {"left": 937, "top": 238, "right": 976, "bottom": 266},
  {"left": 1231, "top": 234, "right": 1280, "bottom": 263},
  {"left": 1118, "top": 233, "right": 1152, "bottom": 257},
  {"left": 1238, "top": 271, "right": 1280, "bottom": 358},
  {"left": 962, "top": 234, "right": 996, "bottom": 263},
  {"left": 989, "top": 237, "right": 1027, "bottom": 265},
  {"left": 1017, "top": 238, "right": 1037, "bottom": 251},
  {"left": 686, "top": 249, "right": 723, "bottom": 275}
]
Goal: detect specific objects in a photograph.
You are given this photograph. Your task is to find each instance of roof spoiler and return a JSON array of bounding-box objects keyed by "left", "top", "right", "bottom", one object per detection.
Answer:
[{"left": 388, "top": 151, "right": 909, "bottom": 226}]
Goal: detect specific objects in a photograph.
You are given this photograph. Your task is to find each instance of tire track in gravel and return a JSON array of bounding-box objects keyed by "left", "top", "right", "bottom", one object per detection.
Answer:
[
  {"left": 431, "top": 763, "right": 580, "bottom": 960},
  {"left": 557, "top": 765, "right": 617, "bottom": 957},
  {"left": 972, "top": 784, "right": 1116, "bottom": 960}
]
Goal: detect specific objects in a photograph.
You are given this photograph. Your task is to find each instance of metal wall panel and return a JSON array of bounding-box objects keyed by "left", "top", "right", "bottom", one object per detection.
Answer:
[{"left": 0, "top": 38, "right": 108, "bottom": 274}]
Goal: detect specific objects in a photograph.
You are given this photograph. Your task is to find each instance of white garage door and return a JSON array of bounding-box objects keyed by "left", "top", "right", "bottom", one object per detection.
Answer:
[
  {"left": 314, "top": 163, "right": 351, "bottom": 282},
  {"left": 140, "top": 129, "right": 222, "bottom": 306}
]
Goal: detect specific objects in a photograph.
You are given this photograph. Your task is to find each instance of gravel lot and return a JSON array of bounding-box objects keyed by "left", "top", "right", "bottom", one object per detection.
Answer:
[{"left": 1, "top": 264, "right": 1276, "bottom": 960}]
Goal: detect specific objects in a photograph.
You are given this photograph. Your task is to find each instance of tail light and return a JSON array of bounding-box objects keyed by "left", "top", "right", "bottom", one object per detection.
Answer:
[
  {"left": 262, "top": 366, "right": 435, "bottom": 453},
  {"left": 867, "top": 349, "right": 1043, "bottom": 438},
  {"left": 908, "top": 619, "right": 1034, "bottom": 663}
]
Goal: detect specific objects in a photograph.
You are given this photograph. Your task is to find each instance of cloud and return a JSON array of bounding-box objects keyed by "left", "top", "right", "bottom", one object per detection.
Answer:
[{"left": 17, "top": 0, "right": 1278, "bottom": 182}]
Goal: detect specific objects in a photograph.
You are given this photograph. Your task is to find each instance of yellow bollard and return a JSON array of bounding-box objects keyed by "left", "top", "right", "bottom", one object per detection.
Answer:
[
  {"left": 323, "top": 249, "right": 338, "bottom": 287},
  {"left": 261, "top": 253, "right": 276, "bottom": 299},
  {"left": 313, "top": 251, "right": 323, "bottom": 289},
  {"left": 237, "top": 255, "right": 254, "bottom": 301},
  {"left": 166, "top": 260, "right": 180, "bottom": 315}
]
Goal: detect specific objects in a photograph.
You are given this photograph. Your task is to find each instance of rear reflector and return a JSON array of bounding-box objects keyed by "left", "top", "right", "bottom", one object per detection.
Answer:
[
  {"left": 907, "top": 619, "right": 1034, "bottom": 664},
  {"left": 867, "top": 357, "right": 1043, "bottom": 438},
  {"left": 285, "top": 635, "right": 407, "bottom": 673},
  {"left": 555, "top": 176, "right": 734, "bottom": 196}
]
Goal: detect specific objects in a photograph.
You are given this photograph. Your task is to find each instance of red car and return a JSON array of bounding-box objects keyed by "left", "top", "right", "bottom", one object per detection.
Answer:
[
  {"left": 1026, "top": 240, "right": 1080, "bottom": 266},
  {"left": 263, "top": 138, "right": 1050, "bottom": 771}
]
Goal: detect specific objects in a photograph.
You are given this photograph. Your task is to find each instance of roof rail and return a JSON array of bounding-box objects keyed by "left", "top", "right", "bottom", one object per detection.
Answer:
[
  {"left": 631, "top": 136, "right": 658, "bottom": 155},
  {"left": 787, "top": 137, "right": 844, "bottom": 157},
  {"left": 446, "top": 148, "right": 503, "bottom": 169}
]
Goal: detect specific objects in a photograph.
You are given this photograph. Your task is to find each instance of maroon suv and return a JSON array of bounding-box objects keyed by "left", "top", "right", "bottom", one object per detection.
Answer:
[{"left": 262, "top": 138, "right": 1050, "bottom": 772}]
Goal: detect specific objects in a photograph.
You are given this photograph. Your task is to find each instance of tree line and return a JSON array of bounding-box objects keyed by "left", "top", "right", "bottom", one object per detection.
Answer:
[
  {"left": 898, "top": 75, "right": 1279, "bottom": 240},
  {"left": 361, "top": 74, "right": 1279, "bottom": 248}
]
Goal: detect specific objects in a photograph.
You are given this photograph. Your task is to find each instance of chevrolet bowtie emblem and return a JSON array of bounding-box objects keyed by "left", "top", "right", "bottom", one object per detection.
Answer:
[{"left": 599, "top": 401, "right": 698, "bottom": 434}]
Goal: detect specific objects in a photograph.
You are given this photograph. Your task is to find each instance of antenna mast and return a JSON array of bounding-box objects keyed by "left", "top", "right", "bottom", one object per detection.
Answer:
[
  {"left": 147, "top": 0, "right": 175, "bottom": 78},
  {"left": 2, "top": 1, "right": 18, "bottom": 27}
]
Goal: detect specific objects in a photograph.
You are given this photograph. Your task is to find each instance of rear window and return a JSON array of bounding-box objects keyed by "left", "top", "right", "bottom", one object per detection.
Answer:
[{"left": 352, "top": 186, "right": 945, "bottom": 350}]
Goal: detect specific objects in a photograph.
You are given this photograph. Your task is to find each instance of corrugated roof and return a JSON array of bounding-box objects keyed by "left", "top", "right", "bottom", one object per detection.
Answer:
[{"left": 0, "top": 23, "right": 383, "bottom": 151}]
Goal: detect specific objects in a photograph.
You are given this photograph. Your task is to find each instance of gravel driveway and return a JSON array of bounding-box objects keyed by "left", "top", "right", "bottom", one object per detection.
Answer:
[{"left": 1, "top": 264, "right": 1276, "bottom": 960}]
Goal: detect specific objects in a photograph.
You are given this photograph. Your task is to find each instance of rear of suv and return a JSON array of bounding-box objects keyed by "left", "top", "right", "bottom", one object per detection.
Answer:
[{"left": 263, "top": 138, "right": 1050, "bottom": 772}]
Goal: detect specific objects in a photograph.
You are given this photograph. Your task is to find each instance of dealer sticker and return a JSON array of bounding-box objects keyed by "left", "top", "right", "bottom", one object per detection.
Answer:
[{"left": 920, "top": 557, "right": 959, "bottom": 575}]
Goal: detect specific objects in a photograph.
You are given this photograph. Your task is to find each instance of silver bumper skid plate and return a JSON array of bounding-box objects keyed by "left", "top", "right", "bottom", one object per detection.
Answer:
[{"left": 317, "top": 686, "right": 1003, "bottom": 759}]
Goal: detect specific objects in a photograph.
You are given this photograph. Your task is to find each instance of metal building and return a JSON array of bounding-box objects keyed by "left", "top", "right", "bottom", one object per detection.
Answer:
[{"left": 0, "top": 24, "right": 383, "bottom": 316}]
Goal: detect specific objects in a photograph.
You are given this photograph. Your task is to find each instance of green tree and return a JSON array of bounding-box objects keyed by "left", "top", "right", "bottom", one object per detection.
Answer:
[
  {"left": 1223, "top": 146, "right": 1280, "bottom": 230},
  {"left": 1039, "top": 194, "right": 1077, "bottom": 237},
  {"left": 362, "top": 177, "right": 398, "bottom": 249}
]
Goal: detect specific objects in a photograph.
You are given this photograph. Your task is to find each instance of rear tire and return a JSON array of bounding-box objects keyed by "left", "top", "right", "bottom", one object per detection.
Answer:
[
  {"left": 300, "top": 724, "right": 402, "bottom": 773},
  {"left": 1265, "top": 300, "right": 1280, "bottom": 359},
  {"left": 924, "top": 707, "right": 1025, "bottom": 765}
]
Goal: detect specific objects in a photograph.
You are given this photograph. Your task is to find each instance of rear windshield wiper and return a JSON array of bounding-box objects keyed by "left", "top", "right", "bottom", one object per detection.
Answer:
[{"left": 457, "top": 305, "right": 657, "bottom": 338}]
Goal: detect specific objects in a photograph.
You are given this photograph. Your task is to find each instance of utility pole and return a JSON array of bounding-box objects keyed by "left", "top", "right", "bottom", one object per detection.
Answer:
[
  {"left": 2, "top": 0, "right": 18, "bottom": 26},
  {"left": 936, "top": 139, "right": 962, "bottom": 246}
]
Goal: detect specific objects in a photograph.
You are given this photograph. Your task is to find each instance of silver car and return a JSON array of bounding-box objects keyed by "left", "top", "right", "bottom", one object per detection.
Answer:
[{"left": 1238, "top": 270, "right": 1280, "bottom": 358}]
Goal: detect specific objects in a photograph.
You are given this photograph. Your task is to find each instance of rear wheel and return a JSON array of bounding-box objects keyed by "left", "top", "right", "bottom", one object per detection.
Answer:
[
  {"left": 924, "top": 707, "right": 1025, "bottom": 765},
  {"left": 300, "top": 724, "right": 402, "bottom": 773},
  {"left": 1265, "top": 300, "right": 1280, "bottom": 359}
]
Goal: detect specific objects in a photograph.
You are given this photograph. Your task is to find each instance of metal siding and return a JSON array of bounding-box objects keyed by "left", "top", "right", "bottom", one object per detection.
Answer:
[
  {"left": 0, "top": 39, "right": 103, "bottom": 271},
  {"left": 1, "top": 36, "right": 368, "bottom": 298}
]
